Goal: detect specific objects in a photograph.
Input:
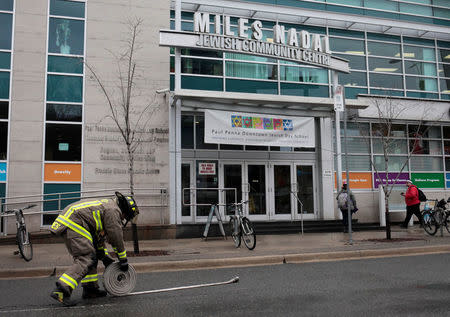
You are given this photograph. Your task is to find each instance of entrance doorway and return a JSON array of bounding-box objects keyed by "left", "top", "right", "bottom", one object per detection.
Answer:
[{"left": 181, "top": 160, "right": 316, "bottom": 222}]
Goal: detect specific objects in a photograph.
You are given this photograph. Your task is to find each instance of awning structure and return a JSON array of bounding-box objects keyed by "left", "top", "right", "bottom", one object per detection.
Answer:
[
  {"left": 173, "top": 89, "right": 368, "bottom": 117},
  {"left": 172, "top": 0, "right": 450, "bottom": 41}
]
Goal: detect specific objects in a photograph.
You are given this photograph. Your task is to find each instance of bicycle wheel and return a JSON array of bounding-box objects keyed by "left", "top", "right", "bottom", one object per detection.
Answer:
[
  {"left": 422, "top": 211, "right": 438, "bottom": 236},
  {"left": 17, "top": 226, "right": 33, "bottom": 261},
  {"left": 444, "top": 212, "right": 450, "bottom": 234},
  {"left": 241, "top": 217, "right": 256, "bottom": 250},
  {"left": 228, "top": 217, "right": 241, "bottom": 248}
]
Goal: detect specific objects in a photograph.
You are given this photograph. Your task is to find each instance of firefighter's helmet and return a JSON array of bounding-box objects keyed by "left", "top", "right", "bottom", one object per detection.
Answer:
[{"left": 115, "top": 192, "right": 139, "bottom": 224}]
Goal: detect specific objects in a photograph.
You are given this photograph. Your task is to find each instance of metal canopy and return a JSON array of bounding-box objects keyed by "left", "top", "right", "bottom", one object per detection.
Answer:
[
  {"left": 174, "top": 89, "right": 368, "bottom": 117},
  {"left": 172, "top": 0, "right": 450, "bottom": 41}
]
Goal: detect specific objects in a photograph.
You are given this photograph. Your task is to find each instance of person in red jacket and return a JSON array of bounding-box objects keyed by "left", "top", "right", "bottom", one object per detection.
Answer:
[{"left": 400, "top": 180, "right": 423, "bottom": 228}]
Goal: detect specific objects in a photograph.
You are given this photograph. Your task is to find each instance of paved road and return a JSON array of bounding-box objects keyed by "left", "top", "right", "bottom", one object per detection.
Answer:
[{"left": 2, "top": 253, "right": 450, "bottom": 316}]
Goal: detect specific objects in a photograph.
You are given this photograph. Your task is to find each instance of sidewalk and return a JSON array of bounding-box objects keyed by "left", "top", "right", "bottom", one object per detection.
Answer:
[{"left": 1, "top": 227, "right": 450, "bottom": 279}]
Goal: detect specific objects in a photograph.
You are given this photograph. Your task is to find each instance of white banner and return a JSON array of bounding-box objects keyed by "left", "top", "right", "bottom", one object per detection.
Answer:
[{"left": 204, "top": 110, "right": 315, "bottom": 148}]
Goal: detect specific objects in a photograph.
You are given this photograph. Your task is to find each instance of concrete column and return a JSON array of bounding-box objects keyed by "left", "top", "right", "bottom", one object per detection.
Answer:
[{"left": 320, "top": 117, "right": 335, "bottom": 220}]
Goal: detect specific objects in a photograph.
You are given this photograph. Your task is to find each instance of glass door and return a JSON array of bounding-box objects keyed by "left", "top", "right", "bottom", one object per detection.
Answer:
[
  {"left": 244, "top": 163, "right": 269, "bottom": 220},
  {"left": 294, "top": 164, "right": 316, "bottom": 219},
  {"left": 181, "top": 161, "right": 194, "bottom": 222},
  {"left": 195, "top": 160, "right": 219, "bottom": 220},
  {"left": 221, "top": 163, "right": 243, "bottom": 217},
  {"left": 270, "top": 163, "right": 294, "bottom": 220}
]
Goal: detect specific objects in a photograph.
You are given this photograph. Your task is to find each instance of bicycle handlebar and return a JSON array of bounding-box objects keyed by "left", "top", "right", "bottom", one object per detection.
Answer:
[{"left": 227, "top": 200, "right": 249, "bottom": 207}]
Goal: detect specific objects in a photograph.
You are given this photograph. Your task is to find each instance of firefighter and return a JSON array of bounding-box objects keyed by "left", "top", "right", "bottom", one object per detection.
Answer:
[{"left": 49, "top": 192, "right": 139, "bottom": 306}]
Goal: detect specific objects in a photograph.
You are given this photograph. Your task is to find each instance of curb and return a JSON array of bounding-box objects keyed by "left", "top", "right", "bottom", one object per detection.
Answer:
[{"left": 2, "top": 245, "right": 450, "bottom": 279}]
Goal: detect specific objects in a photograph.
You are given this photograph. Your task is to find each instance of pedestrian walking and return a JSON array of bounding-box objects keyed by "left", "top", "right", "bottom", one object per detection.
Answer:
[
  {"left": 400, "top": 180, "right": 423, "bottom": 228},
  {"left": 336, "top": 182, "right": 357, "bottom": 233},
  {"left": 49, "top": 192, "right": 139, "bottom": 306}
]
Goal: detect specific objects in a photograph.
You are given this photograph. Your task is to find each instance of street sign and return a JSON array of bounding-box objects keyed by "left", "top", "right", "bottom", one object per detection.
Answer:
[{"left": 334, "top": 85, "right": 344, "bottom": 112}]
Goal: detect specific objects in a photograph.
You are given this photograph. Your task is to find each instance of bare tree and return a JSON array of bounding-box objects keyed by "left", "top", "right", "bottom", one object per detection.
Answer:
[
  {"left": 353, "top": 95, "right": 436, "bottom": 239},
  {"left": 85, "top": 17, "right": 160, "bottom": 253}
]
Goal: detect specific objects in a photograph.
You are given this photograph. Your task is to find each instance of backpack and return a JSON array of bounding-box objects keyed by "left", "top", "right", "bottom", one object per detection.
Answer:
[
  {"left": 337, "top": 192, "right": 348, "bottom": 209},
  {"left": 417, "top": 188, "right": 427, "bottom": 202}
]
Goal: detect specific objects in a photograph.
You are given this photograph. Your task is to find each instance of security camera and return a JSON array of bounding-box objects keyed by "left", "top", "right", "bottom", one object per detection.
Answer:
[{"left": 156, "top": 88, "right": 170, "bottom": 94}]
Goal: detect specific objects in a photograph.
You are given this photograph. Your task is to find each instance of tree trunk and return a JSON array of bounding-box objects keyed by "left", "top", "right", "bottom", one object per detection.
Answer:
[
  {"left": 385, "top": 194, "right": 391, "bottom": 240},
  {"left": 127, "top": 148, "right": 140, "bottom": 254}
]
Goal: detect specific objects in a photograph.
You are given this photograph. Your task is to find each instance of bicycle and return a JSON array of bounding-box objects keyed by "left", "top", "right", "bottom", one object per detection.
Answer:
[
  {"left": 2, "top": 204, "right": 36, "bottom": 261},
  {"left": 227, "top": 200, "right": 256, "bottom": 250},
  {"left": 422, "top": 198, "right": 450, "bottom": 236}
]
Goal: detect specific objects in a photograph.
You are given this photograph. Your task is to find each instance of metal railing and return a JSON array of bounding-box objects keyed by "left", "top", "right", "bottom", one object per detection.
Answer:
[{"left": 1, "top": 187, "right": 168, "bottom": 235}]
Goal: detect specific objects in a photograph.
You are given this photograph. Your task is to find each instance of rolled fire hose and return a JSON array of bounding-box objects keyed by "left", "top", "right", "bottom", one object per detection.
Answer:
[{"left": 103, "top": 262, "right": 137, "bottom": 296}]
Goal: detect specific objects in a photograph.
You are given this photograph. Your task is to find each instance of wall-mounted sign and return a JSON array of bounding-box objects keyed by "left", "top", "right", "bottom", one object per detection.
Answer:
[
  {"left": 334, "top": 85, "right": 344, "bottom": 112},
  {"left": 198, "top": 162, "right": 216, "bottom": 175},
  {"left": 334, "top": 172, "right": 372, "bottom": 189},
  {"left": 44, "top": 163, "right": 81, "bottom": 182},
  {"left": 373, "top": 172, "right": 409, "bottom": 188},
  {"left": 204, "top": 109, "right": 315, "bottom": 147},
  {"left": 0, "top": 162, "right": 6, "bottom": 182},
  {"left": 411, "top": 173, "right": 444, "bottom": 188},
  {"left": 59, "top": 143, "right": 69, "bottom": 151},
  {"left": 159, "top": 12, "right": 349, "bottom": 73}
]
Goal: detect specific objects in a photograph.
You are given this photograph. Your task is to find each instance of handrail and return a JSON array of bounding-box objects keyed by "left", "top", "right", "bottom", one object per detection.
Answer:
[{"left": 290, "top": 190, "right": 304, "bottom": 236}]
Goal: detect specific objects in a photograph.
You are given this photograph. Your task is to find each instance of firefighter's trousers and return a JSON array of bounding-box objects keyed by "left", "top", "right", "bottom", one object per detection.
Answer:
[{"left": 57, "top": 229, "right": 99, "bottom": 293}]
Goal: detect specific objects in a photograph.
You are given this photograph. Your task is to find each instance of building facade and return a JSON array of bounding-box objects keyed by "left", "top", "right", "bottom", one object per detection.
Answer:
[{"left": 1, "top": 0, "right": 450, "bottom": 235}]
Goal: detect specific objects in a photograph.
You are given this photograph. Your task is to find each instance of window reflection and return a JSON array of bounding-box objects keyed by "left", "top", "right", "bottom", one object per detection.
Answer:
[{"left": 49, "top": 18, "right": 84, "bottom": 55}]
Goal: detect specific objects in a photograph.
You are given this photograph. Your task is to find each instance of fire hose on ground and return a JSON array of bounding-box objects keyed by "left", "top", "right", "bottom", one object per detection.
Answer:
[{"left": 102, "top": 262, "right": 239, "bottom": 297}]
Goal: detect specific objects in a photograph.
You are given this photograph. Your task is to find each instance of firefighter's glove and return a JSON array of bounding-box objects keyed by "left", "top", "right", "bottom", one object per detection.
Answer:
[
  {"left": 96, "top": 249, "right": 106, "bottom": 261},
  {"left": 119, "top": 259, "right": 129, "bottom": 272},
  {"left": 102, "top": 255, "right": 114, "bottom": 268}
]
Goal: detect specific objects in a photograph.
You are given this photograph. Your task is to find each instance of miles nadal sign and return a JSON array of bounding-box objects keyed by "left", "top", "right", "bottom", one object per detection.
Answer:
[{"left": 159, "top": 12, "right": 349, "bottom": 73}]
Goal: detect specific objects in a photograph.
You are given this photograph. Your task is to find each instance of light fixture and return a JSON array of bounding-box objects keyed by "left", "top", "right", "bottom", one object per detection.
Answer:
[
  {"left": 344, "top": 51, "right": 364, "bottom": 55},
  {"left": 444, "top": 54, "right": 450, "bottom": 60},
  {"left": 373, "top": 68, "right": 398, "bottom": 72},
  {"left": 403, "top": 53, "right": 415, "bottom": 58}
]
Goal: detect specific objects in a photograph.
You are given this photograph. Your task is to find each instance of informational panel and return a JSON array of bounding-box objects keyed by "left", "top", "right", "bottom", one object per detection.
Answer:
[
  {"left": 204, "top": 109, "right": 315, "bottom": 148},
  {"left": 411, "top": 172, "right": 445, "bottom": 188},
  {"left": 373, "top": 172, "right": 409, "bottom": 188},
  {"left": 0, "top": 162, "right": 6, "bottom": 182},
  {"left": 334, "top": 172, "right": 372, "bottom": 189},
  {"left": 44, "top": 163, "right": 82, "bottom": 182}
]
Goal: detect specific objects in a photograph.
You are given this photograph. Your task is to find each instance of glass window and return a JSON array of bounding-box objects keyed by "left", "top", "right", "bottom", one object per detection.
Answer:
[
  {"left": 444, "top": 140, "right": 450, "bottom": 154},
  {"left": 50, "top": 0, "right": 85, "bottom": 18},
  {"left": 280, "top": 83, "right": 329, "bottom": 97},
  {"left": 0, "top": 121, "right": 6, "bottom": 160},
  {"left": 410, "top": 156, "right": 443, "bottom": 171},
  {"left": 330, "top": 38, "right": 364, "bottom": 55},
  {"left": 370, "top": 73, "right": 403, "bottom": 89},
  {"left": 0, "top": 0, "right": 13, "bottom": 11},
  {"left": 434, "top": 7, "right": 450, "bottom": 18},
  {"left": 220, "top": 144, "right": 243, "bottom": 150},
  {"left": 444, "top": 126, "right": 450, "bottom": 139},
  {"left": 373, "top": 139, "right": 408, "bottom": 154},
  {"left": 339, "top": 71, "right": 367, "bottom": 87},
  {"left": 368, "top": 42, "right": 401, "bottom": 58},
  {"left": 403, "top": 45, "right": 435, "bottom": 61},
  {"left": 405, "top": 76, "right": 437, "bottom": 91},
  {"left": 370, "top": 89, "right": 404, "bottom": 97},
  {"left": 408, "top": 125, "right": 441, "bottom": 138},
  {"left": 345, "top": 87, "right": 367, "bottom": 99},
  {"left": 45, "top": 123, "right": 82, "bottom": 161},
  {"left": 48, "top": 55, "right": 83, "bottom": 74},
  {"left": 433, "top": 0, "right": 450, "bottom": 8},
  {"left": 46, "top": 104, "right": 82, "bottom": 122},
  {"left": 43, "top": 183, "right": 81, "bottom": 225},
  {"left": 0, "top": 71, "right": 9, "bottom": 99},
  {"left": 182, "top": 58, "right": 222, "bottom": 76},
  {"left": 280, "top": 66, "right": 328, "bottom": 83},
  {"left": 438, "top": 49, "right": 450, "bottom": 63},
  {"left": 329, "top": 29, "right": 364, "bottom": 39},
  {"left": 369, "top": 57, "right": 402, "bottom": 73},
  {"left": 0, "top": 13, "right": 12, "bottom": 50},
  {"left": 404, "top": 61, "right": 436, "bottom": 76},
  {"left": 372, "top": 123, "right": 407, "bottom": 137},
  {"left": 181, "top": 115, "right": 194, "bottom": 149},
  {"left": 400, "top": 3, "right": 432, "bottom": 15},
  {"left": 48, "top": 18, "right": 84, "bottom": 55},
  {"left": 334, "top": 53, "right": 366, "bottom": 70},
  {"left": 374, "top": 156, "right": 409, "bottom": 172},
  {"left": 328, "top": 0, "right": 362, "bottom": 5},
  {"left": 0, "top": 101, "right": 7, "bottom": 119},
  {"left": 47, "top": 75, "right": 83, "bottom": 102},
  {"left": 227, "top": 79, "right": 278, "bottom": 94},
  {"left": 0, "top": 52, "right": 10, "bottom": 69},
  {"left": 226, "top": 62, "right": 277, "bottom": 80},
  {"left": 195, "top": 116, "right": 217, "bottom": 150},
  {"left": 341, "top": 155, "right": 371, "bottom": 171},
  {"left": 181, "top": 76, "right": 223, "bottom": 91},
  {"left": 181, "top": 49, "right": 223, "bottom": 58},
  {"left": 246, "top": 145, "right": 268, "bottom": 151},
  {"left": 409, "top": 139, "right": 442, "bottom": 154},
  {"left": 342, "top": 137, "right": 369, "bottom": 153},
  {"left": 340, "top": 122, "right": 369, "bottom": 137},
  {"left": 365, "top": 0, "right": 398, "bottom": 11},
  {"left": 440, "top": 78, "right": 450, "bottom": 92},
  {"left": 367, "top": 32, "right": 401, "bottom": 43},
  {"left": 226, "top": 53, "right": 275, "bottom": 63}
]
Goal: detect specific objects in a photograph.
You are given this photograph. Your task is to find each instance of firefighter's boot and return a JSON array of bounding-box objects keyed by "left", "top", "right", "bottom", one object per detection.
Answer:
[
  {"left": 82, "top": 284, "right": 108, "bottom": 299},
  {"left": 50, "top": 282, "right": 76, "bottom": 306}
]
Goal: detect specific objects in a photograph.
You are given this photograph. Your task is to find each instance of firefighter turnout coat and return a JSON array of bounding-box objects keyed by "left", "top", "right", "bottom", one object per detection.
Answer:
[{"left": 50, "top": 198, "right": 127, "bottom": 292}]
